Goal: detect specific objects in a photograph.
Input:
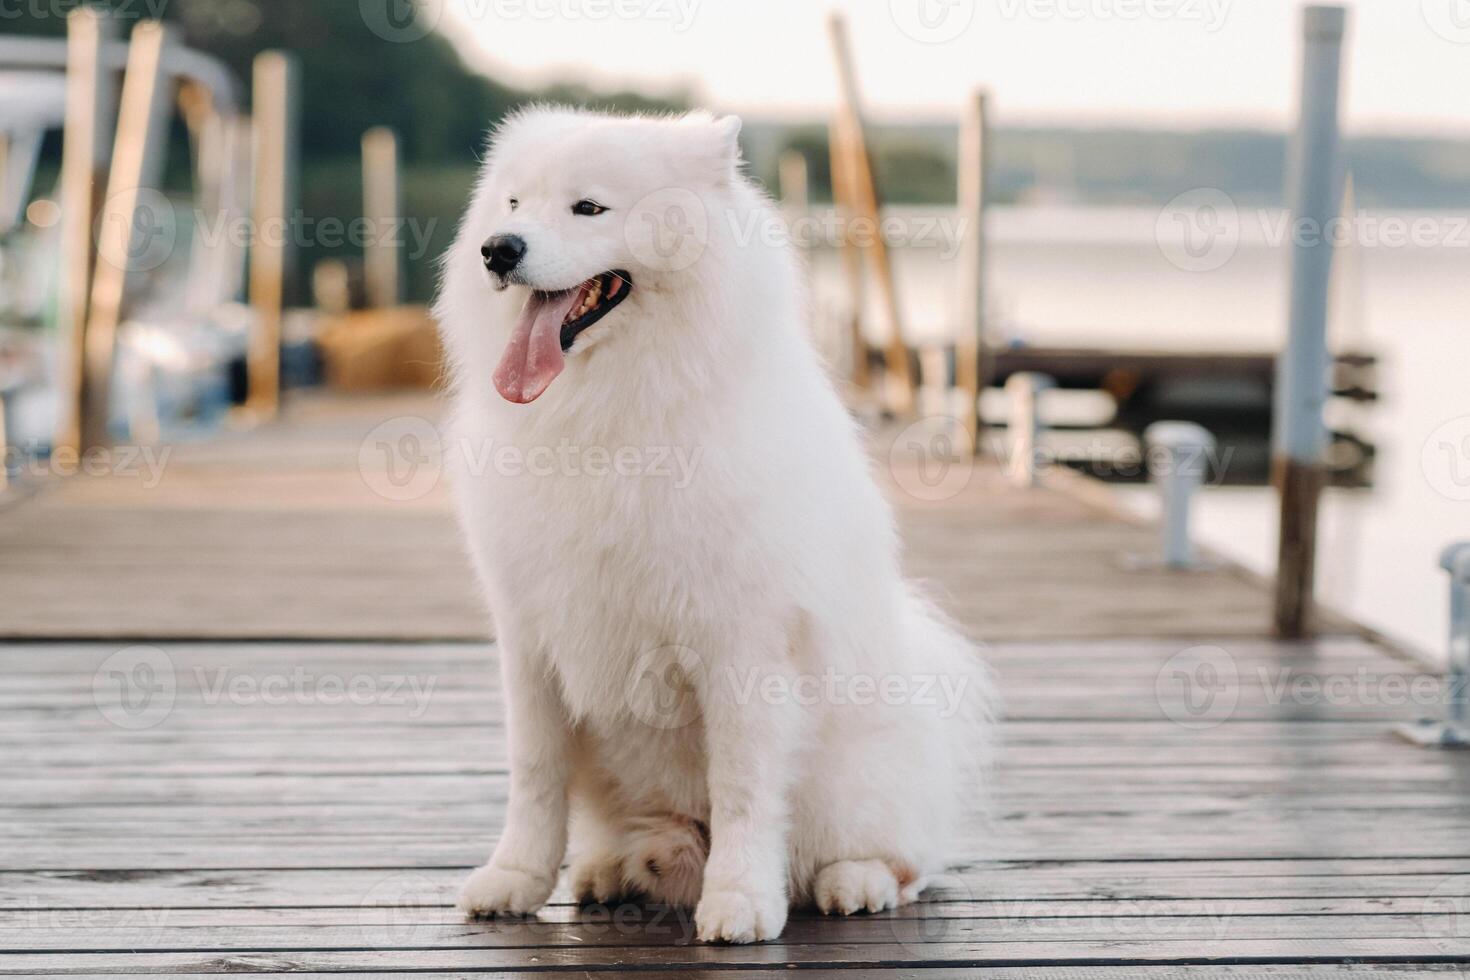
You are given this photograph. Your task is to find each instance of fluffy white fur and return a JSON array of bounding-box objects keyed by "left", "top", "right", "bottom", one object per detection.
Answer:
[{"left": 434, "top": 106, "right": 994, "bottom": 944}]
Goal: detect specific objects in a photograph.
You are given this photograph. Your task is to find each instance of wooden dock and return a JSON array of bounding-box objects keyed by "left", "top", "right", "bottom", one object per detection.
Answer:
[{"left": 3, "top": 392, "right": 1468, "bottom": 976}]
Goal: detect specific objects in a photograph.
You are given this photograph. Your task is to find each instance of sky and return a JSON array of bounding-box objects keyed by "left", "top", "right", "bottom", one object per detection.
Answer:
[{"left": 435, "top": 0, "right": 1470, "bottom": 135}]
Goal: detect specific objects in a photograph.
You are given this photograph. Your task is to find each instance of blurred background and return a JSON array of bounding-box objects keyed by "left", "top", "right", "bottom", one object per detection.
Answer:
[{"left": 1, "top": 0, "right": 1467, "bottom": 655}]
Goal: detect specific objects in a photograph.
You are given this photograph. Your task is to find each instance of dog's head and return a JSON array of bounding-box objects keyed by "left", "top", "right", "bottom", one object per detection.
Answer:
[{"left": 447, "top": 107, "right": 744, "bottom": 404}]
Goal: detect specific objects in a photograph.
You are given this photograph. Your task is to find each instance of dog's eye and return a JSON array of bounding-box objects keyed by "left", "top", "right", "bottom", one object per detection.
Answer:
[
  {"left": 508, "top": 198, "right": 519, "bottom": 211},
  {"left": 572, "top": 199, "right": 607, "bottom": 216}
]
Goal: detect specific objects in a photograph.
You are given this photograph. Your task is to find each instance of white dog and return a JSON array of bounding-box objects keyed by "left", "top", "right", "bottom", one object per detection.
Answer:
[{"left": 434, "top": 106, "right": 993, "bottom": 944}]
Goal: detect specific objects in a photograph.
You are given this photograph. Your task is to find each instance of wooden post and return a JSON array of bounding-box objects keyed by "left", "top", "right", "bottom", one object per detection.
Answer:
[
  {"left": 826, "top": 12, "right": 913, "bottom": 415},
  {"left": 954, "top": 89, "right": 989, "bottom": 453},
  {"left": 1272, "top": 5, "right": 1348, "bottom": 638},
  {"left": 777, "top": 149, "right": 808, "bottom": 215},
  {"left": 246, "top": 51, "right": 299, "bottom": 418},
  {"left": 81, "top": 19, "right": 173, "bottom": 451},
  {"left": 54, "top": 8, "right": 119, "bottom": 455},
  {"left": 827, "top": 117, "right": 869, "bottom": 390},
  {"left": 362, "top": 126, "right": 402, "bottom": 309}
]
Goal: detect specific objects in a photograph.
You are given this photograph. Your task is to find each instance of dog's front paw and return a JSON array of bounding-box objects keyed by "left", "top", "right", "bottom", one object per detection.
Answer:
[
  {"left": 457, "top": 863, "right": 555, "bottom": 918},
  {"left": 694, "top": 886, "right": 787, "bottom": 943}
]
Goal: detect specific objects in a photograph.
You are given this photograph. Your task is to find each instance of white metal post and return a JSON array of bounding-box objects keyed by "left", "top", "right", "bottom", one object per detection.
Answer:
[
  {"left": 1005, "top": 372, "right": 1053, "bottom": 488},
  {"left": 1272, "top": 5, "right": 1348, "bottom": 638},
  {"left": 1145, "top": 421, "right": 1217, "bottom": 569},
  {"left": 1396, "top": 543, "right": 1470, "bottom": 748}
]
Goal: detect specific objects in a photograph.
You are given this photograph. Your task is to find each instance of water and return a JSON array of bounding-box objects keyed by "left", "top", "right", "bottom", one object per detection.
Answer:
[{"left": 805, "top": 204, "right": 1469, "bottom": 660}]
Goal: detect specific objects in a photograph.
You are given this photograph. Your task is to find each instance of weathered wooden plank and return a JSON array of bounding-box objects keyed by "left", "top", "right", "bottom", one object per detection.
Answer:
[
  {"left": 1, "top": 913, "right": 1465, "bottom": 952},
  {"left": 8, "top": 765, "right": 1470, "bottom": 808},
  {"left": 0, "top": 636, "right": 1399, "bottom": 668},
  {"left": 7, "top": 656, "right": 1421, "bottom": 695},
  {"left": 3, "top": 970, "right": 1467, "bottom": 980},
  {"left": 9, "top": 860, "right": 1470, "bottom": 910},
  {"left": 15, "top": 809, "right": 1470, "bottom": 868},
  {"left": 9, "top": 779, "right": 1468, "bottom": 818},
  {"left": 5, "top": 936, "right": 1470, "bottom": 973},
  {"left": 0, "top": 896, "right": 1453, "bottom": 928},
  {"left": 6, "top": 743, "right": 1459, "bottom": 775}
]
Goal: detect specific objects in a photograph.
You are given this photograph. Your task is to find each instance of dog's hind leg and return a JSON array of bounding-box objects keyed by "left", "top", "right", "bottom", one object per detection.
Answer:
[
  {"left": 618, "top": 813, "right": 709, "bottom": 907},
  {"left": 792, "top": 745, "right": 932, "bottom": 916},
  {"left": 812, "top": 858, "right": 920, "bottom": 914},
  {"left": 795, "top": 595, "right": 993, "bottom": 915},
  {"left": 568, "top": 808, "right": 710, "bottom": 907}
]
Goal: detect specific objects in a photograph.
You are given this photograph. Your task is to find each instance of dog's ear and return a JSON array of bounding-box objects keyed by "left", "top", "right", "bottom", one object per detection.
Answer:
[{"left": 683, "top": 114, "right": 743, "bottom": 186}]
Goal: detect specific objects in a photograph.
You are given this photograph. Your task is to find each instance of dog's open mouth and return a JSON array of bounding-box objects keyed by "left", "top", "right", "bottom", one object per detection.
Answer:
[
  {"left": 557, "top": 270, "right": 633, "bottom": 351},
  {"left": 492, "top": 270, "right": 633, "bottom": 404}
]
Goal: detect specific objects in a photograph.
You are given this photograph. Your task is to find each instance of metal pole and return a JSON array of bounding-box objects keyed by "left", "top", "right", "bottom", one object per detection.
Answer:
[
  {"left": 362, "top": 126, "right": 401, "bottom": 309},
  {"left": 81, "top": 19, "right": 174, "bottom": 450},
  {"left": 53, "top": 8, "right": 119, "bottom": 456},
  {"left": 1272, "top": 5, "right": 1348, "bottom": 638},
  {"left": 954, "top": 89, "right": 989, "bottom": 454},
  {"left": 246, "top": 51, "right": 299, "bottom": 418}
]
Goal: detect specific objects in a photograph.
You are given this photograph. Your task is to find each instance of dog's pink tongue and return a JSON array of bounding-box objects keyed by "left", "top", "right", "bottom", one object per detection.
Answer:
[{"left": 493, "top": 289, "right": 579, "bottom": 403}]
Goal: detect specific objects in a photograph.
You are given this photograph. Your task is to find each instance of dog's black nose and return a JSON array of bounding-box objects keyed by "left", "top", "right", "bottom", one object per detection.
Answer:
[{"left": 482, "top": 234, "right": 526, "bottom": 276}]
